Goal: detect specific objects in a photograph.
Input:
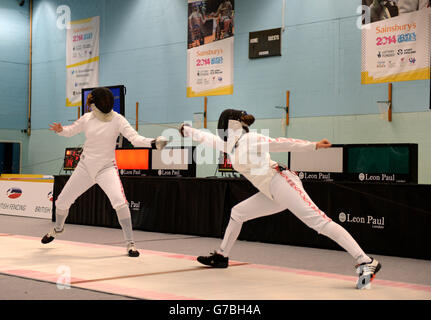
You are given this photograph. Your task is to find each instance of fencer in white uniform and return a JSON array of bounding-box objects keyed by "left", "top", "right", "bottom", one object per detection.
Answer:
[
  {"left": 42, "top": 87, "right": 168, "bottom": 257},
  {"left": 179, "top": 109, "right": 381, "bottom": 289}
]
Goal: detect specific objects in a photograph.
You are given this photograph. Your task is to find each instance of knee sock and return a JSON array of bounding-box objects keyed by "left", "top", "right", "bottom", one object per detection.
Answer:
[
  {"left": 115, "top": 204, "right": 134, "bottom": 244},
  {"left": 54, "top": 208, "right": 69, "bottom": 231},
  {"left": 219, "top": 217, "right": 243, "bottom": 257},
  {"left": 319, "top": 221, "right": 371, "bottom": 265}
]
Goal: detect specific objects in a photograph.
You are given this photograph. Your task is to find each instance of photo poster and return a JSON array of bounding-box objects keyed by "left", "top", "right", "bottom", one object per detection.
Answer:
[
  {"left": 65, "top": 16, "right": 100, "bottom": 107},
  {"left": 361, "top": 1, "right": 431, "bottom": 84},
  {"left": 187, "top": 0, "right": 234, "bottom": 97}
]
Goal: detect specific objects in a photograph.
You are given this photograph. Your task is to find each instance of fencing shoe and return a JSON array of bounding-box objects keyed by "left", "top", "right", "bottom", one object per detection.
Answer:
[
  {"left": 127, "top": 242, "right": 140, "bottom": 257},
  {"left": 356, "top": 257, "right": 382, "bottom": 289},
  {"left": 197, "top": 251, "right": 228, "bottom": 268},
  {"left": 41, "top": 227, "right": 64, "bottom": 244}
]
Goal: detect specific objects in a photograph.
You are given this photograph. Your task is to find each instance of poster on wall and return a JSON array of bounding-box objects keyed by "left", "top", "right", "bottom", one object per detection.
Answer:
[
  {"left": 361, "top": 1, "right": 431, "bottom": 84},
  {"left": 65, "top": 16, "right": 100, "bottom": 107},
  {"left": 187, "top": 0, "right": 234, "bottom": 97}
]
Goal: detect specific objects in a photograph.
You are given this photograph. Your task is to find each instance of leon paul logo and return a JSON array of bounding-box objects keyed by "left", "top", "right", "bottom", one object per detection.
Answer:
[
  {"left": 339, "top": 212, "right": 347, "bottom": 223},
  {"left": 158, "top": 169, "right": 180, "bottom": 176},
  {"left": 6, "top": 188, "right": 22, "bottom": 199},
  {"left": 358, "top": 173, "right": 395, "bottom": 182},
  {"left": 129, "top": 201, "right": 141, "bottom": 211},
  {"left": 339, "top": 212, "right": 385, "bottom": 229},
  {"left": 297, "top": 171, "right": 331, "bottom": 180}
]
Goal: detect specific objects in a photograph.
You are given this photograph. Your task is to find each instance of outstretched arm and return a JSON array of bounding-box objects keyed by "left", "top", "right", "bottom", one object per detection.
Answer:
[
  {"left": 119, "top": 116, "right": 167, "bottom": 149},
  {"left": 254, "top": 135, "right": 331, "bottom": 152},
  {"left": 51, "top": 115, "right": 86, "bottom": 138},
  {"left": 180, "top": 123, "right": 228, "bottom": 153}
]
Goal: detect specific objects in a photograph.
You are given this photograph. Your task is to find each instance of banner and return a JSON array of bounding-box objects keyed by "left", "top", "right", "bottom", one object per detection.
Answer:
[
  {"left": 0, "top": 180, "right": 54, "bottom": 220},
  {"left": 66, "top": 16, "right": 100, "bottom": 107},
  {"left": 361, "top": 1, "right": 431, "bottom": 84},
  {"left": 187, "top": 0, "right": 234, "bottom": 97}
]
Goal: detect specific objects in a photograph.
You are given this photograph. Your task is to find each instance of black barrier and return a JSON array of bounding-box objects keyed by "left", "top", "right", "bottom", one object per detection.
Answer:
[{"left": 53, "top": 176, "right": 431, "bottom": 260}]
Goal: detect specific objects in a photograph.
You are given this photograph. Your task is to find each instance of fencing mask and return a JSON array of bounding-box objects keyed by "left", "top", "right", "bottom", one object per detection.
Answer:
[
  {"left": 217, "top": 109, "right": 255, "bottom": 154},
  {"left": 87, "top": 87, "right": 115, "bottom": 122},
  {"left": 217, "top": 109, "right": 255, "bottom": 141},
  {"left": 88, "top": 87, "right": 114, "bottom": 114}
]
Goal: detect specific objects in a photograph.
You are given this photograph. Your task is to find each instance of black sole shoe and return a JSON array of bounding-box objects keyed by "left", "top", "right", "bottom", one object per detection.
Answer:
[
  {"left": 128, "top": 250, "right": 140, "bottom": 257},
  {"left": 41, "top": 234, "right": 55, "bottom": 244},
  {"left": 197, "top": 252, "right": 228, "bottom": 268},
  {"left": 41, "top": 228, "right": 64, "bottom": 244}
]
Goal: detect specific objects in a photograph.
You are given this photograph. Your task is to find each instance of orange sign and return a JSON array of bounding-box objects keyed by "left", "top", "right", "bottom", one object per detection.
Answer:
[{"left": 115, "top": 149, "right": 150, "bottom": 170}]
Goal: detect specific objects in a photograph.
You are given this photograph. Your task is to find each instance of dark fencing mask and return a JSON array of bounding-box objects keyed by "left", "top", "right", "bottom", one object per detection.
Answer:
[
  {"left": 217, "top": 109, "right": 255, "bottom": 141},
  {"left": 90, "top": 87, "right": 114, "bottom": 114}
]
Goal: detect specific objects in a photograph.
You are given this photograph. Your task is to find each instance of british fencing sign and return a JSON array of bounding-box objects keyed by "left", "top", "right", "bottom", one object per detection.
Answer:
[{"left": 0, "top": 180, "right": 53, "bottom": 219}]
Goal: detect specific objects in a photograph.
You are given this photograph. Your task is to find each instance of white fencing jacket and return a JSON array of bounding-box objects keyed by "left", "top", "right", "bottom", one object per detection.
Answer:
[
  {"left": 183, "top": 121, "right": 317, "bottom": 199},
  {"left": 58, "top": 111, "right": 154, "bottom": 177}
]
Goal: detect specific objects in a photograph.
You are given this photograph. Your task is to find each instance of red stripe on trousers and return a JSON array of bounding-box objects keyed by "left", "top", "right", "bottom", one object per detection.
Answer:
[
  {"left": 113, "top": 161, "right": 128, "bottom": 205},
  {"left": 278, "top": 170, "right": 331, "bottom": 222}
]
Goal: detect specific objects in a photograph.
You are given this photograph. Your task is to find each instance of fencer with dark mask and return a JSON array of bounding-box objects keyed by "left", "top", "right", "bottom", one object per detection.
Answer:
[
  {"left": 179, "top": 109, "right": 381, "bottom": 289},
  {"left": 42, "top": 87, "right": 168, "bottom": 257}
]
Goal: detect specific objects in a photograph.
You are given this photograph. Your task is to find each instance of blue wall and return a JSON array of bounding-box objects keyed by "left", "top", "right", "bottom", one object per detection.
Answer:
[
  {"left": 0, "top": 0, "right": 429, "bottom": 180},
  {"left": 0, "top": 0, "right": 29, "bottom": 129},
  {"left": 24, "top": 0, "right": 429, "bottom": 130},
  {"left": 0, "top": 0, "right": 429, "bottom": 127}
]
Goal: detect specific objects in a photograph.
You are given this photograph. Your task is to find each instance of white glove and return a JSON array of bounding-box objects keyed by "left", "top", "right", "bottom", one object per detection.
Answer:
[
  {"left": 179, "top": 123, "right": 191, "bottom": 137},
  {"left": 154, "top": 136, "right": 168, "bottom": 150}
]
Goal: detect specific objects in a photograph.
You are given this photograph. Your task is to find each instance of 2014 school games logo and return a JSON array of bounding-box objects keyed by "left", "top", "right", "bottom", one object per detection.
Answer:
[
  {"left": 47, "top": 191, "right": 53, "bottom": 202},
  {"left": 6, "top": 188, "right": 22, "bottom": 199}
]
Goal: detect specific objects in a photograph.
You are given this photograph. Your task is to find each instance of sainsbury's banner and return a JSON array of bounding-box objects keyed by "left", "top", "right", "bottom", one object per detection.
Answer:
[
  {"left": 361, "top": 1, "right": 430, "bottom": 84},
  {"left": 0, "top": 180, "right": 53, "bottom": 220},
  {"left": 187, "top": 0, "right": 234, "bottom": 97},
  {"left": 66, "top": 16, "right": 99, "bottom": 107}
]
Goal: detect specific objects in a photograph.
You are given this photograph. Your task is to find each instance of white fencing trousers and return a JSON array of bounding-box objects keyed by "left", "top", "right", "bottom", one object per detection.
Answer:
[
  {"left": 55, "top": 160, "right": 133, "bottom": 243},
  {"left": 220, "top": 170, "right": 370, "bottom": 264}
]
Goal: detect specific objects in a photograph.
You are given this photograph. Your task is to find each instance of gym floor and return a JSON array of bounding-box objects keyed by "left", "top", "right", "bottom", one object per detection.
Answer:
[{"left": 0, "top": 214, "right": 430, "bottom": 300}]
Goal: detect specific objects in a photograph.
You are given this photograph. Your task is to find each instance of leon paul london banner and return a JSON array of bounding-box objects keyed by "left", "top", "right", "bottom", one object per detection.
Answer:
[
  {"left": 361, "top": 1, "right": 430, "bottom": 84},
  {"left": 187, "top": 0, "right": 234, "bottom": 97},
  {"left": 66, "top": 16, "right": 100, "bottom": 107}
]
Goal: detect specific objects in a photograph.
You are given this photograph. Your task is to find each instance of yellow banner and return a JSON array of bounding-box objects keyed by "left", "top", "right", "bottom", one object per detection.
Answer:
[
  {"left": 361, "top": 67, "right": 430, "bottom": 84},
  {"left": 187, "top": 85, "right": 234, "bottom": 98}
]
